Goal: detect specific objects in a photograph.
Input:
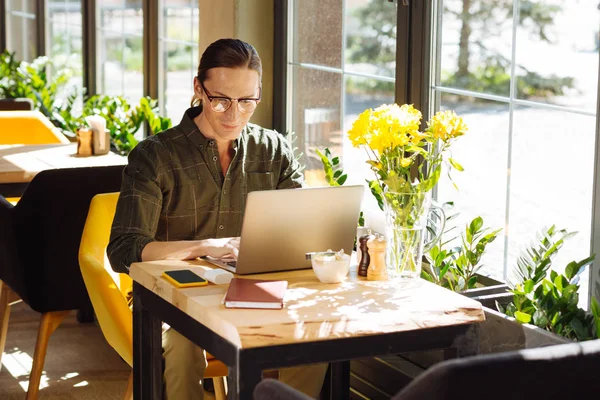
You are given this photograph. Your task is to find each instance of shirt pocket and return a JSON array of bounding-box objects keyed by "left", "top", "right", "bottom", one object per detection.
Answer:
[{"left": 245, "top": 172, "right": 276, "bottom": 193}]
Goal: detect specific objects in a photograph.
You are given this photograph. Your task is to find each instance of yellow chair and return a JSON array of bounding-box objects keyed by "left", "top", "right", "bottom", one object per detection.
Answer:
[
  {"left": 78, "top": 192, "right": 228, "bottom": 400},
  {"left": 0, "top": 110, "right": 69, "bottom": 145}
]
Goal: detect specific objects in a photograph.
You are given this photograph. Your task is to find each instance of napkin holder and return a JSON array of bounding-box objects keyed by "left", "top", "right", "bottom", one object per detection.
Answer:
[{"left": 85, "top": 115, "right": 110, "bottom": 155}]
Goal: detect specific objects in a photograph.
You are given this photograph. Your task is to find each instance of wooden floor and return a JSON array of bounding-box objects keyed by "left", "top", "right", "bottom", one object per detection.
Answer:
[
  {"left": 0, "top": 302, "right": 130, "bottom": 399},
  {"left": 0, "top": 302, "right": 220, "bottom": 399}
]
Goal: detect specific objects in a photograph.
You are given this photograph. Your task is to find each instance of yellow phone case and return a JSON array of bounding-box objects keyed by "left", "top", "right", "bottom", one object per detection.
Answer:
[{"left": 162, "top": 270, "right": 208, "bottom": 288}]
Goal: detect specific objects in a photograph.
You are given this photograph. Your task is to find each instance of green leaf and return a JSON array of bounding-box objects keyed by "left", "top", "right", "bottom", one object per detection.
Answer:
[
  {"left": 469, "top": 216, "right": 483, "bottom": 235},
  {"left": 569, "top": 318, "right": 588, "bottom": 341},
  {"left": 421, "top": 270, "right": 434, "bottom": 282},
  {"left": 467, "top": 275, "right": 478, "bottom": 289},
  {"left": 524, "top": 279, "right": 534, "bottom": 294},
  {"left": 591, "top": 297, "right": 600, "bottom": 318},
  {"left": 564, "top": 261, "right": 578, "bottom": 281},
  {"left": 448, "top": 157, "right": 464, "bottom": 171},
  {"left": 514, "top": 311, "right": 532, "bottom": 324},
  {"left": 315, "top": 148, "right": 336, "bottom": 186},
  {"left": 367, "top": 180, "right": 384, "bottom": 211}
]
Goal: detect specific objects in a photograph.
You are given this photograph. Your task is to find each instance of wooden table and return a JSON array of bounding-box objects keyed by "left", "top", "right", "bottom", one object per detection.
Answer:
[
  {"left": 0, "top": 143, "right": 126, "bottom": 183},
  {"left": 131, "top": 260, "right": 485, "bottom": 399},
  {"left": 0, "top": 143, "right": 126, "bottom": 196}
]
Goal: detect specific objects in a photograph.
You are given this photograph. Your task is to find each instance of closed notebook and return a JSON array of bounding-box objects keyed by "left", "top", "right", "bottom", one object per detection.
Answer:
[{"left": 224, "top": 278, "right": 288, "bottom": 309}]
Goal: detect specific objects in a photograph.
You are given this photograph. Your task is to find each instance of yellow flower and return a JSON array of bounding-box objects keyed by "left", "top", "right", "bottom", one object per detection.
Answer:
[
  {"left": 400, "top": 158, "right": 412, "bottom": 168},
  {"left": 409, "top": 130, "right": 428, "bottom": 145},
  {"left": 364, "top": 104, "right": 421, "bottom": 153},
  {"left": 427, "top": 110, "right": 468, "bottom": 141},
  {"left": 348, "top": 108, "right": 372, "bottom": 148}
]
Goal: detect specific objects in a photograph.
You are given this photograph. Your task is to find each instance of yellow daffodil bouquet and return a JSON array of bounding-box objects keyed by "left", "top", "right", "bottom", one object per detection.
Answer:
[
  {"left": 348, "top": 104, "right": 467, "bottom": 200},
  {"left": 348, "top": 104, "right": 468, "bottom": 279}
]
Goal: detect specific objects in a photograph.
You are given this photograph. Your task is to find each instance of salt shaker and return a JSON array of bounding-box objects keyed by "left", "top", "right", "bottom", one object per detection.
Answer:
[{"left": 367, "top": 235, "right": 388, "bottom": 281}]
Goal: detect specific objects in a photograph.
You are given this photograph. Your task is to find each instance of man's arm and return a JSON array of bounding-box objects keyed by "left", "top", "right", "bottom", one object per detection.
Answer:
[
  {"left": 107, "top": 140, "right": 164, "bottom": 273},
  {"left": 141, "top": 237, "right": 240, "bottom": 261},
  {"left": 277, "top": 136, "right": 304, "bottom": 189}
]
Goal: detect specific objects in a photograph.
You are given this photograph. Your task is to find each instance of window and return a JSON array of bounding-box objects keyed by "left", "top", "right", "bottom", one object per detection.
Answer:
[
  {"left": 96, "top": 0, "right": 144, "bottom": 103},
  {"left": 5, "top": 0, "right": 38, "bottom": 61},
  {"left": 288, "top": 0, "right": 397, "bottom": 218},
  {"left": 159, "top": 0, "right": 199, "bottom": 123},
  {"left": 46, "top": 0, "right": 83, "bottom": 91},
  {"left": 431, "top": 0, "right": 599, "bottom": 298},
  {"left": 282, "top": 0, "right": 600, "bottom": 304}
]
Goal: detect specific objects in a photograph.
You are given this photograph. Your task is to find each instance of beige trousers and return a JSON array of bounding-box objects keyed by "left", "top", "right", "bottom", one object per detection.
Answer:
[{"left": 163, "top": 328, "right": 328, "bottom": 399}]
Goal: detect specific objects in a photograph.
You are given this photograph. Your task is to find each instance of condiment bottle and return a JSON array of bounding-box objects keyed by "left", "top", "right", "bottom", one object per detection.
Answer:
[
  {"left": 358, "top": 234, "right": 374, "bottom": 277},
  {"left": 77, "top": 127, "right": 93, "bottom": 157},
  {"left": 367, "top": 235, "right": 388, "bottom": 281}
]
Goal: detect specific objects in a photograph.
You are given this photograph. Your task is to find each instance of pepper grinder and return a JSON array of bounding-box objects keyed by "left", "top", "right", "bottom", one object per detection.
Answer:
[
  {"left": 367, "top": 235, "right": 388, "bottom": 281},
  {"left": 358, "top": 234, "right": 374, "bottom": 277}
]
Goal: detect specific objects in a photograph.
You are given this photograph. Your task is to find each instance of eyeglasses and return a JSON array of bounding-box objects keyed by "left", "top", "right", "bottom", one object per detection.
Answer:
[{"left": 200, "top": 81, "right": 261, "bottom": 113}]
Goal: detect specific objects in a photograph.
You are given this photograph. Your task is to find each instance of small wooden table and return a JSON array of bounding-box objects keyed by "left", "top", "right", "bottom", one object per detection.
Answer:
[
  {"left": 0, "top": 143, "right": 126, "bottom": 196},
  {"left": 131, "top": 260, "right": 485, "bottom": 399}
]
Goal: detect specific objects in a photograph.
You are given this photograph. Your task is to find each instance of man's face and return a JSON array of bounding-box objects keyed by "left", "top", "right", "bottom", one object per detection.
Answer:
[{"left": 194, "top": 67, "right": 261, "bottom": 142}]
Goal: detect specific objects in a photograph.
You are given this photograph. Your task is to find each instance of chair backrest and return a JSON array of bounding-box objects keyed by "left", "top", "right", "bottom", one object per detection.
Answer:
[
  {"left": 0, "top": 98, "right": 34, "bottom": 111},
  {"left": 79, "top": 192, "right": 133, "bottom": 366},
  {"left": 10, "top": 165, "right": 123, "bottom": 312},
  {"left": 393, "top": 339, "right": 600, "bottom": 400},
  {"left": 0, "top": 110, "right": 69, "bottom": 144}
]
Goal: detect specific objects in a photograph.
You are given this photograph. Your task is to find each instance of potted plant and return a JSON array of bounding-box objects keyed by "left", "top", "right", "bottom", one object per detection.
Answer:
[
  {"left": 496, "top": 226, "right": 600, "bottom": 341},
  {"left": 0, "top": 50, "right": 172, "bottom": 154},
  {"left": 421, "top": 209, "right": 508, "bottom": 308}
]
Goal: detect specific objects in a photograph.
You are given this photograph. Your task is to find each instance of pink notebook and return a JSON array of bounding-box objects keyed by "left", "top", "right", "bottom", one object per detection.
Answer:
[{"left": 224, "top": 278, "right": 288, "bottom": 309}]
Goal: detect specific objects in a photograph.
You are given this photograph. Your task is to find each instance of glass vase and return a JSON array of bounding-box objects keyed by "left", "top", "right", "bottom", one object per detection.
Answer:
[{"left": 383, "top": 191, "right": 445, "bottom": 280}]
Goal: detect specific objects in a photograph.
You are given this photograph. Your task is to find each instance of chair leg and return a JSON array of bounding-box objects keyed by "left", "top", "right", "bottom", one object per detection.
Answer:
[
  {"left": 0, "top": 282, "right": 12, "bottom": 373},
  {"left": 26, "top": 310, "right": 71, "bottom": 400},
  {"left": 123, "top": 370, "right": 133, "bottom": 400},
  {"left": 214, "top": 376, "right": 227, "bottom": 400}
]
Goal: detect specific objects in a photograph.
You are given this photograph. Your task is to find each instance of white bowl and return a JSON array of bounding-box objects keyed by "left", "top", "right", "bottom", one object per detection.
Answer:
[{"left": 311, "top": 253, "right": 351, "bottom": 283}]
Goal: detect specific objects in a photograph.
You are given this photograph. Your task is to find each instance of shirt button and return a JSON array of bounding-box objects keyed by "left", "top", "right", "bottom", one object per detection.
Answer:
[
  {"left": 209, "top": 140, "right": 215, "bottom": 146},
  {"left": 199, "top": 145, "right": 203, "bottom": 149},
  {"left": 219, "top": 225, "right": 224, "bottom": 230},
  {"left": 213, "top": 156, "right": 218, "bottom": 161},
  {"left": 223, "top": 190, "right": 227, "bottom": 195}
]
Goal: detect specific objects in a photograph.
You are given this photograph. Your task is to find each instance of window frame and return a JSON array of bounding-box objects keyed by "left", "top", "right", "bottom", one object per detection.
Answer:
[{"left": 1, "top": 0, "right": 45, "bottom": 60}]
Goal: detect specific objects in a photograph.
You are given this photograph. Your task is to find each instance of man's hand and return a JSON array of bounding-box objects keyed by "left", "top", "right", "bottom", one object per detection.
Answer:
[{"left": 196, "top": 237, "right": 241, "bottom": 260}]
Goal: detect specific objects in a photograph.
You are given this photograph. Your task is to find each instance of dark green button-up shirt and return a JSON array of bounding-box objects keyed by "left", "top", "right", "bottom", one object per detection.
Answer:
[{"left": 107, "top": 107, "right": 303, "bottom": 274}]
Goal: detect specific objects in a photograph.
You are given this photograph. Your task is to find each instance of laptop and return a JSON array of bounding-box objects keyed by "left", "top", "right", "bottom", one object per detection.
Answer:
[{"left": 203, "top": 185, "right": 364, "bottom": 274}]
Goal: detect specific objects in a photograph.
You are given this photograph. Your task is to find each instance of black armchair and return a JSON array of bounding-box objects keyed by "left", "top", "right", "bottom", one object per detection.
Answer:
[
  {"left": 0, "top": 165, "right": 123, "bottom": 399},
  {"left": 253, "top": 339, "right": 600, "bottom": 400},
  {"left": 0, "top": 98, "right": 34, "bottom": 111}
]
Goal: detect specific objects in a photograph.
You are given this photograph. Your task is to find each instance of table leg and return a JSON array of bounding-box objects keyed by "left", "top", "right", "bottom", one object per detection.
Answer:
[
  {"left": 228, "top": 355, "right": 262, "bottom": 400},
  {"left": 133, "top": 283, "right": 163, "bottom": 399},
  {"left": 329, "top": 361, "right": 350, "bottom": 400},
  {"left": 445, "top": 323, "right": 481, "bottom": 359}
]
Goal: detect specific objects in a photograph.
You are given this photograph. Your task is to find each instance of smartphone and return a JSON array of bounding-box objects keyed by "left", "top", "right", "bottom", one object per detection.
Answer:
[{"left": 162, "top": 269, "right": 208, "bottom": 288}]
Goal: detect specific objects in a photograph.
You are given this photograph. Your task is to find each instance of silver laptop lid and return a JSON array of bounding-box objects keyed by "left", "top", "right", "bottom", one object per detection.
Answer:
[{"left": 235, "top": 185, "right": 364, "bottom": 274}]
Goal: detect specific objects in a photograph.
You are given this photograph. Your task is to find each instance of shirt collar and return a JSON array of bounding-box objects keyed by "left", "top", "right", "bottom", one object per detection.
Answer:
[{"left": 179, "top": 106, "right": 243, "bottom": 151}]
